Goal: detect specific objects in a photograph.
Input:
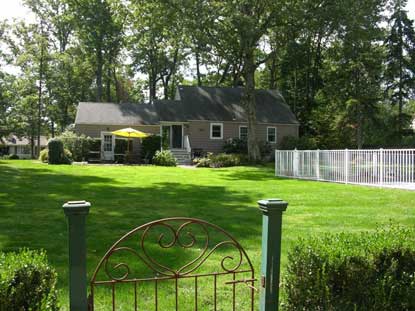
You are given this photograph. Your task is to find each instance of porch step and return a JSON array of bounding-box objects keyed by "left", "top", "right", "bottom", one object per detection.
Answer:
[{"left": 170, "top": 149, "right": 191, "bottom": 165}]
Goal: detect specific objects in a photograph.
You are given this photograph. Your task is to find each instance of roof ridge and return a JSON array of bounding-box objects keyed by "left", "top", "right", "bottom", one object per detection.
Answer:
[{"left": 177, "top": 85, "right": 280, "bottom": 92}]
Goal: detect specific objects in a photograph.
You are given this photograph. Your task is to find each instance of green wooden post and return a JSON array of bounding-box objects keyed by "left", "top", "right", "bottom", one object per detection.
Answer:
[
  {"left": 63, "top": 201, "right": 91, "bottom": 311},
  {"left": 258, "top": 199, "right": 288, "bottom": 311}
]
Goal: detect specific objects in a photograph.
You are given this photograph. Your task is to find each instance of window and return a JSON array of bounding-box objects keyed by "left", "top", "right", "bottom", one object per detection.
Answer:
[
  {"left": 210, "top": 123, "right": 223, "bottom": 139},
  {"left": 267, "top": 127, "right": 277, "bottom": 143},
  {"left": 239, "top": 126, "right": 248, "bottom": 140},
  {"left": 103, "top": 135, "right": 113, "bottom": 151}
]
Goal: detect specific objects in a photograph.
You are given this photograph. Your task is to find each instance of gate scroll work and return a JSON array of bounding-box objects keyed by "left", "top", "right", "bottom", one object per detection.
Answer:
[{"left": 89, "top": 218, "right": 256, "bottom": 311}]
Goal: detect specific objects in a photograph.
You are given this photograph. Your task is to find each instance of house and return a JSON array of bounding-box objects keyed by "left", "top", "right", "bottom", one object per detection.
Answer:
[
  {"left": 1, "top": 135, "right": 48, "bottom": 159},
  {"left": 74, "top": 85, "right": 299, "bottom": 163}
]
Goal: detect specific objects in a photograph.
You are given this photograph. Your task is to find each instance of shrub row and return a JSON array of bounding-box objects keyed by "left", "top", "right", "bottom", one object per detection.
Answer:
[
  {"left": 0, "top": 249, "right": 58, "bottom": 311},
  {"left": 222, "top": 138, "right": 273, "bottom": 160},
  {"left": 58, "top": 131, "right": 94, "bottom": 162},
  {"left": 283, "top": 225, "right": 415, "bottom": 310},
  {"left": 194, "top": 153, "right": 247, "bottom": 168}
]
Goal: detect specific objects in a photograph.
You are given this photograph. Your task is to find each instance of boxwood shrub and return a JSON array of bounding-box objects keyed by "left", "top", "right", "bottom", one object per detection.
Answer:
[
  {"left": 152, "top": 150, "right": 177, "bottom": 166},
  {"left": 0, "top": 249, "right": 58, "bottom": 311},
  {"left": 283, "top": 225, "right": 415, "bottom": 311}
]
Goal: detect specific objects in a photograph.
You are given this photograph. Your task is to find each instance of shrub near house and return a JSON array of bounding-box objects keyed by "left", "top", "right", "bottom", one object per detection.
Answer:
[{"left": 47, "top": 138, "right": 72, "bottom": 164}]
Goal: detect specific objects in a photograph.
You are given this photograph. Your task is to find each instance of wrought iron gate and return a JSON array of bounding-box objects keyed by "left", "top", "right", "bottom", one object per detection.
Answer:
[{"left": 89, "top": 218, "right": 256, "bottom": 310}]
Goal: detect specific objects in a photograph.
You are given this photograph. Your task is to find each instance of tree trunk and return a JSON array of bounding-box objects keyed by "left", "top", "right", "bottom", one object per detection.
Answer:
[
  {"left": 51, "top": 119, "right": 55, "bottom": 138},
  {"left": 96, "top": 49, "right": 103, "bottom": 102},
  {"left": 269, "top": 56, "right": 277, "bottom": 90},
  {"left": 113, "top": 68, "right": 121, "bottom": 103},
  {"left": 243, "top": 48, "right": 260, "bottom": 161},
  {"left": 37, "top": 31, "right": 44, "bottom": 159},
  {"left": 106, "top": 65, "right": 112, "bottom": 102},
  {"left": 195, "top": 48, "right": 202, "bottom": 86},
  {"left": 149, "top": 72, "right": 157, "bottom": 102}
]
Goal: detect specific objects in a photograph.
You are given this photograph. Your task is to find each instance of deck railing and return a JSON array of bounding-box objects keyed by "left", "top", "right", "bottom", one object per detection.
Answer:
[{"left": 275, "top": 149, "right": 415, "bottom": 189}]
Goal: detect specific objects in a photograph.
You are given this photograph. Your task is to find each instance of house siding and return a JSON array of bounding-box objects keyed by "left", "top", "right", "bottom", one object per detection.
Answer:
[
  {"left": 187, "top": 120, "right": 299, "bottom": 154},
  {"left": 74, "top": 124, "right": 160, "bottom": 155}
]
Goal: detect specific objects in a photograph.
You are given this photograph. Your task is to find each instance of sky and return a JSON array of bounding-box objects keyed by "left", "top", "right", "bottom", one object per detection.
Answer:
[{"left": 1, "top": 0, "right": 415, "bottom": 23}]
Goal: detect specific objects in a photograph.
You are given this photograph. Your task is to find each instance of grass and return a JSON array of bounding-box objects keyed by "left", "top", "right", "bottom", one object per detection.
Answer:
[{"left": 0, "top": 160, "right": 414, "bottom": 310}]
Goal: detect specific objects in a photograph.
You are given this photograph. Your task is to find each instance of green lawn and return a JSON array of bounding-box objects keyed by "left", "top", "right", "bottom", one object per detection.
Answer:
[{"left": 1, "top": 160, "right": 414, "bottom": 310}]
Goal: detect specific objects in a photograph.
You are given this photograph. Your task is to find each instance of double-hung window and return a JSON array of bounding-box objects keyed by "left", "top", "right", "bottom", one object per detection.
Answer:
[
  {"left": 267, "top": 127, "right": 277, "bottom": 143},
  {"left": 210, "top": 123, "right": 223, "bottom": 139},
  {"left": 239, "top": 126, "right": 248, "bottom": 141}
]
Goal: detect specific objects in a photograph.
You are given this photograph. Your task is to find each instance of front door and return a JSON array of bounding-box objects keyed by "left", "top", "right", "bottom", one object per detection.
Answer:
[
  {"left": 172, "top": 125, "right": 183, "bottom": 149},
  {"left": 101, "top": 132, "right": 114, "bottom": 161}
]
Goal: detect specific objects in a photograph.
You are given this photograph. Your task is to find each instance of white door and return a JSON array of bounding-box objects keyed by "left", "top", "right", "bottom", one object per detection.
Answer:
[{"left": 101, "top": 132, "right": 115, "bottom": 161}]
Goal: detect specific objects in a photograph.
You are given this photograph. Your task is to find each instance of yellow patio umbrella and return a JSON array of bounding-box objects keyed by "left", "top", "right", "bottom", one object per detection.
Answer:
[{"left": 111, "top": 128, "right": 149, "bottom": 162}]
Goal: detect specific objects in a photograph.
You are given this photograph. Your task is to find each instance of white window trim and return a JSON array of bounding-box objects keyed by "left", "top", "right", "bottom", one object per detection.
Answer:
[
  {"left": 210, "top": 122, "right": 223, "bottom": 140},
  {"left": 239, "top": 125, "right": 248, "bottom": 140},
  {"left": 267, "top": 126, "right": 277, "bottom": 143}
]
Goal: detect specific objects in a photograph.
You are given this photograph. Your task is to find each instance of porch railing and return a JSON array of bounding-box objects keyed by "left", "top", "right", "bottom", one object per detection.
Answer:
[
  {"left": 275, "top": 149, "right": 415, "bottom": 189},
  {"left": 184, "top": 135, "right": 191, "bottom": 153}
]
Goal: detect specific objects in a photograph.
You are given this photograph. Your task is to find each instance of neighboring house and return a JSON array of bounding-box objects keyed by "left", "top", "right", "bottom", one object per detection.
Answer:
[
  {"left": 74, "top": 85, "right": 299, "bottom": 163},
  {"left": 1, "top": 135, "right": 48, "bottom": 159}
]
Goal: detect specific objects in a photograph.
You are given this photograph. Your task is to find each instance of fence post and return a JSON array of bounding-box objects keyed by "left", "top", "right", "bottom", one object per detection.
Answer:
[
  {"left": 344, "top": 149, "right": 349, "bottom": 184},
  {"left": 293, "top": 149, "right": 299, "bottom": 177},
  {"left": 275, "top": 150, "right": 278, "bottom": 177},
  {"left": 316, "top": 149, "right": 320, "bottom": 180},
  {"left": 380, "top": 148, "right": 384, "bottom": 185},
  {"left": 258, "top": 199, "right": 288, "bottom": 311},
  {"left": 63, "top": 201, "right": 91, "bottom": 311}
]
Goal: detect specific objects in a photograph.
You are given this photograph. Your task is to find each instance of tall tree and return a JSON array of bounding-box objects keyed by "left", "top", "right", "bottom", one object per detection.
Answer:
[
  {"left": 385, "top": 0, "right": 415, "bottom": 132},
  {"left": 7, "top": 22, "right": 50, "bottom": 157},
  {"left": 318, "top": 0, "right": 385, "bottom": 148},
  {"left": 67, "top": 0, "right": 125, "bottom": 102},
  {"left": 26, "top": 0, "right": 95, "bottom": 133},
  {"left": 186, "top": 0, "right": 287, "bottom": 160},
  {"left": 129, "top": 0, "right": 185, "bottom": 101}
]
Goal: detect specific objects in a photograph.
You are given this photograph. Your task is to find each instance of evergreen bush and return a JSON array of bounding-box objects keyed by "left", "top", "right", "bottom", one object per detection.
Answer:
[
  {"left": 0, "top": 249, "right": 59, "bottom": 311},
  {"left": 284, "top": 225, "right": 415, "bottom": 310}
]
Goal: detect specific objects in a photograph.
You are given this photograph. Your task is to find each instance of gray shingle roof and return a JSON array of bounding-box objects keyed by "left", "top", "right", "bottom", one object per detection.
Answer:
[
  {"left": 156, "top": 86, "right": 298, "bottom": 124},
  {"left": 75, "top": 86, "right": 298, "bottom": 126},
  {"left": 75, "top": 102, "right": 159, "bottom": 125}
]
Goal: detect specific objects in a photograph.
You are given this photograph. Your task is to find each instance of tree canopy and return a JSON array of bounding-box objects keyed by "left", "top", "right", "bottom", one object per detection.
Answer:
[{"left": 1, "top": 0, "right": 415, "bottom": 157}]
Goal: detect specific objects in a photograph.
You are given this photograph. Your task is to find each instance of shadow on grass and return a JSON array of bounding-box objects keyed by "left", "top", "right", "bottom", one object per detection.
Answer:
[{"left": 0, "top": 162, "right": 262, "bottom": 290}]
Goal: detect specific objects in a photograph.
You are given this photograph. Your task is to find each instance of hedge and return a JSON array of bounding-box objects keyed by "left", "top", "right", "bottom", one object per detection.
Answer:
[
  {"left": 58, "top": 131, "right": 93, "bottom": 162},
  {"left": 283, "top": 225, "right": 415, "bottom": 310},
  {"left": 0, "top": 249, "right": 59, "bottom": 311}
]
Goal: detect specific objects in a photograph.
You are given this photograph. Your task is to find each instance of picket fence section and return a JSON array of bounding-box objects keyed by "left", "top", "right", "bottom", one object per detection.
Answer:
[{"left": 275, "top": 149, "right": 415, "bottom": 189}]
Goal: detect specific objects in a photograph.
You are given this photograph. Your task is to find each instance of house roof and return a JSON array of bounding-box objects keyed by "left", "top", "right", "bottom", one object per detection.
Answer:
[
  {"left": 75, "top": 86, "right": 298, "bottom": 126},
  {"left": 75, "top": 102, "right": 159, "bottom": 126},
  {"left": 4, "top": 135, "right": 48, "bottom": 146},
  {"left": 156, "top": 86, "right": 299, "bottom": 124}
]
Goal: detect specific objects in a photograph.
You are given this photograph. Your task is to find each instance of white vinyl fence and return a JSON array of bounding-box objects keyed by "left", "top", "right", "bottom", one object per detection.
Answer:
[{"left": 275, "top": 149, "right": 415, "bottom": 190}]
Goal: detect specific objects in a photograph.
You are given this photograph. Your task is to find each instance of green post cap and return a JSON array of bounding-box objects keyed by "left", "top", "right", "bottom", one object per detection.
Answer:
[
  {"left": 63, "top": 201, "right": 91, "bottom": 216},
  {"left": 258, "top": 199, "right": 288, "bottom": 212}
]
